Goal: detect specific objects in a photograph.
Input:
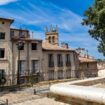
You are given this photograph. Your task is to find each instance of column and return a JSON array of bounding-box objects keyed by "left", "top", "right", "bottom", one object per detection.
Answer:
[
  {"left": 54, "top": 54, "right": 58, "bottom": 80},
  {"left": 70, "top": 53, "right": 76, "bottom": 78},
  {"left": 63, "top": 54, "right": 66, "bottom": 79}
]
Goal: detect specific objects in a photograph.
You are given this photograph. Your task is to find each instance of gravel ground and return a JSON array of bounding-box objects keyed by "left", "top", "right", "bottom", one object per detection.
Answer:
[
  {"left": 0, "top": 87, "right": 69, "bottom": 105},
  {"left": 92, "top": 83, "right": 105, "bottom": 88},
  {"left": 13, "top": 97, "right": 69, "bottom": 105}
]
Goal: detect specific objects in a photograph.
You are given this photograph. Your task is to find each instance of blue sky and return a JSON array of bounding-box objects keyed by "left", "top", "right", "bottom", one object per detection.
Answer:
[{"left": 0, "top": 0, "right": 104, "bottom": 59}]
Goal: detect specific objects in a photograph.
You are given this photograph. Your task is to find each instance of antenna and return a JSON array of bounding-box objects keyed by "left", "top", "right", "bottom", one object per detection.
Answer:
[{"left": 32, "top": 32, "right": 34, "bottom": 39}]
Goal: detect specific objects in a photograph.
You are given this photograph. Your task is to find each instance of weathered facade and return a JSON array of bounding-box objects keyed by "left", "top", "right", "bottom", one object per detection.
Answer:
[
  {"left": 42, "top": 27, "right": 79, "bottom": 80},
  {"left": 0, "top": 17, "right": 97, "bottom": 86},
  {"left": 77, "top": 57, "right": 98, "bottom": 78},
  {"left": 0, "top": 18, "right": 43, "bottom": 85},
  {"left": 76, "top": 48, "right": 98, "bottom": 78}
]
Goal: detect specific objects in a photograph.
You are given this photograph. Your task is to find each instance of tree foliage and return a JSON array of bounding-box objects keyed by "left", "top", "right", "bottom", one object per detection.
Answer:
[{"left": 82, "top": 0, "right": 105, "bottom": 56}]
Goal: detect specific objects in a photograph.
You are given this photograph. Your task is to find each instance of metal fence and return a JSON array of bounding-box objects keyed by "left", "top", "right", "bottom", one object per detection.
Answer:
[{"left": 0, "top": 70, "right": 97, "bottom": 89}]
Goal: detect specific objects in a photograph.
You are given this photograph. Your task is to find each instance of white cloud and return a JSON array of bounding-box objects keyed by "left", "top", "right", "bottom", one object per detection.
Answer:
[
  {"left": 0, "top": 0, "right": 17, "bottom": 5},
  {"left": 0, "top": 0, "right": 104, "bottom": 59}
]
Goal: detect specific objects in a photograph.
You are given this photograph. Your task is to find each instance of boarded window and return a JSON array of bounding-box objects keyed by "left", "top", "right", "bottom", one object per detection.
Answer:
[
  {"left": 49, "top": 70, "right": 54, "bottom": 80},
  {"left": 31, "top": 60, "right": 39, "bottom": 74},
  {"left": 18, "top": 60, "right": 26, "bottom": 76},
  {"left": 58, "top": 70, "right": 63, "bottom": 79}
]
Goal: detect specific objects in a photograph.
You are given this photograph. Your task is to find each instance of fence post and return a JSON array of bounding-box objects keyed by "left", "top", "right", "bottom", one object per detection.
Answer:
[
  {"left": 33, "top": 89, "right": 36, "bottom": 95},
  {"left": 6, "top": 99, "right": 8, "bottom": 105}
]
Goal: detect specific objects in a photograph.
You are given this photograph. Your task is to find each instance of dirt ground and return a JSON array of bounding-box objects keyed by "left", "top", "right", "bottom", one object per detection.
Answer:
[
  {"left": 92, "top": 83, "right": 105, "bottom": 88},
  {"left": 13, "top": 97, "right": 69, "bottom": 105},
  {"left": 0, "top": 89, "right": 69, "bottom": 105}
]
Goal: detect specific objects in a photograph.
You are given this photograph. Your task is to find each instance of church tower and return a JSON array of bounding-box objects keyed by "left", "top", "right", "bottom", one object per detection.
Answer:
[{"left": 45, "top": 25, "right": 58, "bottom": 46}]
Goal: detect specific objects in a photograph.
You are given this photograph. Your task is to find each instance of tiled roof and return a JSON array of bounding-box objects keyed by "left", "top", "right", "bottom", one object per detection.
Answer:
[
  {"left": 0, "top": 17, "right": 14, "bottom": 24},
  {"left": 11, "top": 37, "right": 42, "bottom": 42},
  {"left": 10, "top": 28, "right": 29, "bottom": 32},
  {"left": 79, "top": 57, "right": 97, "bottom": 63},
  {"left": 42, "top": 41, "right": 75, "bottom": 52}
]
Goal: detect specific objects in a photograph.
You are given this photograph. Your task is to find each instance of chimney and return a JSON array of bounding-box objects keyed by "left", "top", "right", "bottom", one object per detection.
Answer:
[
  {"left": 32, "top": 32, "right": 34, "bottom": 39},
  {"left": 61, "top": 43, "right": 69, "bottom": 49}
]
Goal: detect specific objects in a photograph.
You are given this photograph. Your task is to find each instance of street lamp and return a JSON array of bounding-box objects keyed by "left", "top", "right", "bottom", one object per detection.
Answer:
[{"left": 16, "top": 39, "right": 24, "bottom": 85}]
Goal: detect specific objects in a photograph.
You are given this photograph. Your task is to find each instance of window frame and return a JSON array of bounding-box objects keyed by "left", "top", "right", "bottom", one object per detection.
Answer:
[
  {"left": 0, "top": 48, "right": 5, "bottom": 58},
  {"left": 66, "top": 54, "right": 71, "bottom": 66},
  {"left": 57, "top": 54, "right": 63, "bottom": 67},
  {"left": 0, "top": 32, "right": 5, "bottom": 40},
  {"left": 48, "top": 54, "right": 54, "bottom": 67},
  {"left": 31, "top": 43, "right": 37, "bottom": 50},
  {"left": 31, "top": 60, "right": 39, "bottom": 74}
]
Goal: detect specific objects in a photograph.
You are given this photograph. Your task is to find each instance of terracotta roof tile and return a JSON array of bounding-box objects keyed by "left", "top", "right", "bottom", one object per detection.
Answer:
[
  {"left": 42, "top": 41, "right": 75, "bottom": 52},
  {"left": 79, "top": 57, "right": 97, "bottom": 63}
]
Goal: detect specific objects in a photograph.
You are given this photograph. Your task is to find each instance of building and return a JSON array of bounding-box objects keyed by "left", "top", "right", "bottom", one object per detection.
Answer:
[
  {"left": 42, "top": 26, "right": 79, "bottom": 80},
  {"left": 0, "top": 17, "right": 97, "bottom": 86},
  {"left": 0, "top": 18, "right": 43, "bottom": 85},
  {"left": 97, "top": 61, "right": 105, "bottom": 77},
  {"left": 76, "top": 48, "right": 98, "bottom": 78}
]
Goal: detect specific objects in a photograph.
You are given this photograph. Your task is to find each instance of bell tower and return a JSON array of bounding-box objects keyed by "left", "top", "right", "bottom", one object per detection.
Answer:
[{"left": 45, "top": 25, "right": 58, "bottom": 46}]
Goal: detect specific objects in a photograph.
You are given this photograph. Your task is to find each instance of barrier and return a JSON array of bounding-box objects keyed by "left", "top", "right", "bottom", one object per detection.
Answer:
[{"left": 50, "top": 77, "right": 105, "bottom": 105}]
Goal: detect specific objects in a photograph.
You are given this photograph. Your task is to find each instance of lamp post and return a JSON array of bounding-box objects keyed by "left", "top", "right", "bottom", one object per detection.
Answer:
[{"left": 16, "top": 39, "right": 24, "bottom": 85}]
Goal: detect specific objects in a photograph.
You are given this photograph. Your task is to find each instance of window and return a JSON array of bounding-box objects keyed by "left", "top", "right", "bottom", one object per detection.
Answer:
[
  {"left": 0, "top": 32, "right": 5, "bottom": 39},
  {"left": 66, "top": 69, "right": 71, "bottom": 79},
  {"left": 19, "top": 45, "right": 24, "bottom": 50},
  {"left": 0, "top": 70, "right": 5, "bottom": 79},
  {"left": 49, "top": 70, "right": 54, "bottom": 80},
  {"left": 18, "top": 60, "right": 25, "bottom": 76},
  {"left": 19, "top": 30, "right": 25, "bottom": 38},
  {"left": 0, "top": 48, "right": 4, "bottom": 58},
  {"left": 48, "top": 37, "right": 51, "bottom": 43},
  {"left": 10, "top": 30, "right": 14, "bottom": 37},
  {"left": 57, "top": 54, "right": 63, "bottom": 67},
  {"left": 2, "top": 22, "right": 5, "bottom": 24},
  {"left": 52, "top": 36, "right": 55, "bottom": 44},
  {"left": 0, "top": 70, "right": 6, "bottom": 84},
  {"left": 31, "top": 60, "right": 39, "bottom": 74},
  {"left": 58, "top": 70, "right": 63, "bottom": 79},
  {"left": 31, "top": 43, "right": 37, "bottom": 50},
  {"left": 87, "top": 63, "right": 89, "bottom": 68},
  {"left": 66, "top": 54, "right": 71, "bottom": 66},
  {"left": 48, "top": 54, "right": 54, "bottom": 67}
]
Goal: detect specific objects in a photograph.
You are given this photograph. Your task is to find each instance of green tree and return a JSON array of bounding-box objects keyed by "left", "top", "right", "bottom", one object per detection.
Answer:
[{"left": 82, "top": 0, "right": 105, "bottom": 56}]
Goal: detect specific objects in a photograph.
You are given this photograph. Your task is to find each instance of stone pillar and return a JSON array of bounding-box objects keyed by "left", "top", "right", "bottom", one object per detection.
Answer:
[
  {"left": 54, "top": 54, "right": 58, "bottom": 80},
  {"left": 70, "top": 53, "right": 76, "bottom": 78},
  {"left": 62, "top": 54, "right": 66, "bottom": 79}
]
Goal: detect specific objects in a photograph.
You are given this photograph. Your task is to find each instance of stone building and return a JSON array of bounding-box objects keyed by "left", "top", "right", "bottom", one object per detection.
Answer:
[
  {"left": 0, "top": 18, "right": 43, "bottom": 85},
  {"left": 0, "top": 17, "right": 97, "bottom": 86},
  {"left": 76, "top": 48, "right": 98, "bottom": 78},
  {"left": 42, "top": 27, "right": 79, "bottom": 80}
]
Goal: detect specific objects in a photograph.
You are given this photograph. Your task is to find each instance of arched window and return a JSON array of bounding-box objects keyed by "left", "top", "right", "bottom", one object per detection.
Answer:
[
  {"left": 48, "top": 37, "right": 51, "bottom": 43},
  {"left": 52, "top": 36, "right": 55, "bottom": 44}
]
